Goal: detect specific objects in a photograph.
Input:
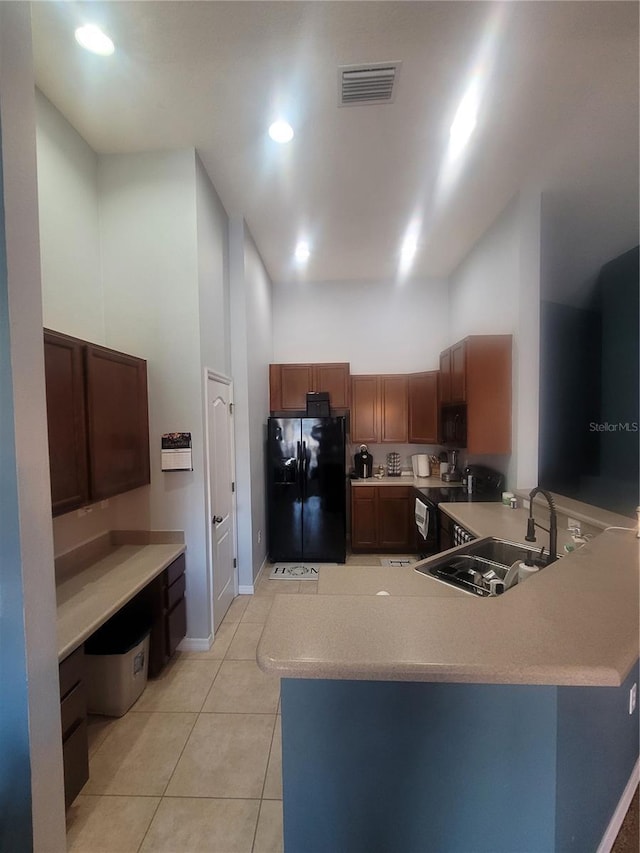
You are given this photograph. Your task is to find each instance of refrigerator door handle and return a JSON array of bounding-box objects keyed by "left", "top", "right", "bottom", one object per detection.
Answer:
[{"left": 301, "top": 441, "right": 307, "bottom": 497}]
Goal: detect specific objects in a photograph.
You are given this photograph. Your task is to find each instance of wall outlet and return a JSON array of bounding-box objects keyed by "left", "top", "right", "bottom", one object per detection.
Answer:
[
  {"left": 257, "top": 530, "right": 262, "bottom": 544},
  {"left": 629, "top": 683, "right": 637, "bottom": 715}
]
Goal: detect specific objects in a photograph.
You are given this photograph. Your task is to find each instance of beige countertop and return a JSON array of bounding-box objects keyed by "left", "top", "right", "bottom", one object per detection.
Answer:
[
  {"left": 56, "top": 542, "right": 185, "bottom": 661},
  {"left": 439, "top": 502, "right": 578, "bottom": 553},
  {"left": 258, "top": 503, "right": 639, "bottom": 687},
  {"left": 351, "top": 475, "right": 462, "bottom": 488},
  {"left": 318, "top": 564, "right": 469, "bottom": 597}
]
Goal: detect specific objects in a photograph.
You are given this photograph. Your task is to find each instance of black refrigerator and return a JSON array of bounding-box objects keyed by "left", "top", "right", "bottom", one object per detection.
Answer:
[{"left": 267, "top": 417, "right": 346, "bottom": 563}]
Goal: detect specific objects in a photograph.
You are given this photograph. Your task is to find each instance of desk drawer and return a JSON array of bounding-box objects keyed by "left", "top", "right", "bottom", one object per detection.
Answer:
[
  {"left": 60, "top": 680, "right": 86, "bottom": 740},
  {"left": 167, "top": 597, "right": 187, "bottom": 658},
  {"left": 59, "top": 646, "right": 85, "bottom": 700},
  {"left": 166, "top": 553, "right": 185, "bottom": 587},
  {"left": 167, "top": 572, "right": 186, "bottom": 610},
  {"left": 62, "top": 718, "right": 89, "bottom": 808}
]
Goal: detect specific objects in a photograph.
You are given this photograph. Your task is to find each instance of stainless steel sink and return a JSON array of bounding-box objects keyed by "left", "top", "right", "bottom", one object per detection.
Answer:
[{"left": 415, "top": 537, "right": 557, "bottom": 597}]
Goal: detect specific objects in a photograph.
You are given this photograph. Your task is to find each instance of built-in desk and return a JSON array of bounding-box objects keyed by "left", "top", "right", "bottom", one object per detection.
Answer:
[
  {"left": 55, "top": 532, "right": 186, "bottom": 808},
  {"left": 56, "top": 541, "right": 185, "bottom": 661}
]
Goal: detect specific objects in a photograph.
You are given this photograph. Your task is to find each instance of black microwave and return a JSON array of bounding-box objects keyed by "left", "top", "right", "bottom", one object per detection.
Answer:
[{"left": 441, "top": 404, "right": 467, "bottom": 447}]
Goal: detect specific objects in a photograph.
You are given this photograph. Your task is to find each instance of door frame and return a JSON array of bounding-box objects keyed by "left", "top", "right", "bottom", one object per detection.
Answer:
[{"left": 204, "top": 369, "right": 239, "bottom": 636}]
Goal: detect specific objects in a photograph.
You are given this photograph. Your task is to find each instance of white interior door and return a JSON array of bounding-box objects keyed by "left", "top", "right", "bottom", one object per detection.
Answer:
[{"left": 207, "top": 375, "right": 236, "bottom": 631}]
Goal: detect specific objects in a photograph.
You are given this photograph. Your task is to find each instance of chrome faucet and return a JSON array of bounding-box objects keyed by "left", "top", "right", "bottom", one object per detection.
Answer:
[{"left": 525, "top": 487, "right": 558, "bottom": 566}]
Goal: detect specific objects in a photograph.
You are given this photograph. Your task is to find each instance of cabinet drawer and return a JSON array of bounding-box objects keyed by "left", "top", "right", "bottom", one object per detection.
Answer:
[
  {"left": 166, "top": 553, "right": 185, "bottom": 587},
  {"left": 167, "top": 597, "right": 187, "bottom": 658},
  {"left": 379, "top": 486, "right": 411, "bottom": 498},
  {"left": 166, "top": 572, "right": 186, "bottom": 611},
  {"left": 59, "top": 646, "right": 85, "bottom": 700},
  {"left": 62, "top": 717, "right": 89, "bottom": 808},
  {"left": 60, "top": 681, "right": 87, "bottom": 741}
]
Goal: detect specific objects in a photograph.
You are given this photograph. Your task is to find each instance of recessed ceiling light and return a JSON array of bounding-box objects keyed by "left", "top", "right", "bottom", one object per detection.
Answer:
[
  {"left": 74, "top": 24, "right": 115, "bottom": 57},
  {"left": 268, "top": 120, "right": 294, "bottom": 144},
  {"left": 294, "top": 241, "right": 310, "bottom": 263}
]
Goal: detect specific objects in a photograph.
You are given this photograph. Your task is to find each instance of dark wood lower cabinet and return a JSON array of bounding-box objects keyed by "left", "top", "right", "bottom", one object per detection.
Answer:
[
  {"left": 147, "top": 554, "right": 188, "bottom": 677},
  {"left": 351, "top": 486, "right": 413, "bottom": 552},
  {"left": 58, "top": 647, "right": 89, "bottom": 808},
  {"left": 351, "top": 489, "right": 378, "bottom": 549},
  {"left": 439, "top": 509, "right": 453, "bottom": 551}
]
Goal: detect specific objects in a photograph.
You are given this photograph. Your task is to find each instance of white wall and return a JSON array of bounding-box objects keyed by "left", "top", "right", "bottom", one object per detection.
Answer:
[
  {"left": 244, "top": 229, "right": 273, "bottom": 580},
  {"left": 36, "top": 90, "right": 104, "bottom": 342},
  {"left": 230, "top": 218, "right": 273, "bottom": 587},
  {"left": 273, "top": 277, "right": 450, "bottom": 374},
  {"left": 196, "top": 153, "right": 231, "bottom": 378},
  {"left": 35, "top": 91, "right": 149, "bottom": 556},
  {"left": 449, "top": 191, "right": 541, "bottom": 490},
  {"left": 99, "top": 149, "right": 213, "bottom": 641},
  {"left": 0, "top": 6, "right": 66, "bottom": 848}
]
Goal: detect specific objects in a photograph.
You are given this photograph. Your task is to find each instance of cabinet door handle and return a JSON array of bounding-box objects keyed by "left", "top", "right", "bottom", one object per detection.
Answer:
[{"left": 212, "top": 515, "right": 223, "bottom": 524}]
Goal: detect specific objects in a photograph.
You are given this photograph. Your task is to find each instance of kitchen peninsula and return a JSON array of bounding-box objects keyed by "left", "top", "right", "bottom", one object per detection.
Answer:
[{"left": 258, "top": 501, "right": 640, "bottom": 852}]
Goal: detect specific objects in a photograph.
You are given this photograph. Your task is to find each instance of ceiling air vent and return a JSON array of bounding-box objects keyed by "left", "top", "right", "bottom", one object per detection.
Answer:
[{"left": 338, "top": 61, "right": 401, "bottom": 107}]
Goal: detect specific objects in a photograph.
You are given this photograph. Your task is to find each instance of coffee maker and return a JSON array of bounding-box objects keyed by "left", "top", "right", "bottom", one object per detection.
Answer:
[
  {"left": 354, "top": 444, "right": 373, "bottom": 479},
  {"left": 441, "top": 449, "right": 462, "bottom": 483}
]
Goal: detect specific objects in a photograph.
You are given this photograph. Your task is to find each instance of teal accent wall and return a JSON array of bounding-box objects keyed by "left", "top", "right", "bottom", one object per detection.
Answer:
[
  {"left": 0, "top": 118, "right": 34, "bottom": 852},
  {"left": 281, "top": 667, "right": 638, "bottom": 853}
]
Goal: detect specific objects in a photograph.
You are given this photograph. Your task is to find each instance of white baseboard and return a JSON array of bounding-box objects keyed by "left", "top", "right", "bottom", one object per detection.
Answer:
[
  {"left": 238, "top": 556, "right": 269, "bottom": 596},
  {"left": 596, "top": 756, "right": 639, "bottom": 853},
  {"left": 254, "top": 555, "right": 268, "bottom": 585},
  {"left": 178, "top": 635, "right": 213, "bottom": 653}
]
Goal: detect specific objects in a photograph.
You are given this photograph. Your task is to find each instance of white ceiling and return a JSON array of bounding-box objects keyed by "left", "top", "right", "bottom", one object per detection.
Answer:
[{"left": 31, "top": 1, "right": 639, "bottom": 284}]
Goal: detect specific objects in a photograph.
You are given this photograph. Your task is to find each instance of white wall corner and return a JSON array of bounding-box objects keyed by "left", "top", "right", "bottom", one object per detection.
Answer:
[
  {"left": 0, "top": 4, "right": 67, "bottom": 848},
  {"left": 515, "top": 188, "right": 542, "bottom": 489}
]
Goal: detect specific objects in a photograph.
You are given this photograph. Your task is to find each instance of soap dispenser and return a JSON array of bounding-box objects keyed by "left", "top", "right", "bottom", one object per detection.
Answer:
[{"left": 517, "top": 553, "right": 539, "bottom": 585}]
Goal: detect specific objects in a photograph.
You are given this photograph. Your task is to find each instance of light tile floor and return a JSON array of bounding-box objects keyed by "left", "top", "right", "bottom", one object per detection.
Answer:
[
  {"left": 66, "top": 564, "right": 322, "bottom": 853},
  {"left": 67, "top": 555, "right": 639, "bottom": 851}
]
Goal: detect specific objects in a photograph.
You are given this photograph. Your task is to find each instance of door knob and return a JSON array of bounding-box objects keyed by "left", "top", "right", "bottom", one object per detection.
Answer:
[{"left": 212, "top": 515, "right": 223, "bottom": 524}]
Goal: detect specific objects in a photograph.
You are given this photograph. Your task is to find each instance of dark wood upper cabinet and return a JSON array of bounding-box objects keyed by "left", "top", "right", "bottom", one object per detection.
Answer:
[
  {"left": 350, "top": 375, "right": 379, "bottom": 444},
  {"left": 438, "top": 335, "right": 512, "bottom": 454},
  {"left": 439, "top": 349, "right": 452, "bottom": 404},
  {"left": 408, "top": 371, "right": 439, "bottom": 444},
  {"left": 379, "top": 375, "right": 408, "bottom": 443},
  {"left": 43, "top": 330, "right": 150, "bottom": 514},
  {"left": 85, "top": 344, "right": 150, "bottom": 501},
  {"left": 314, "top": 364, "right": 350, "bottom": 408},
  {"left": 465, "top": 335, "right": 512, "bottom": 454},
  {"left": 278, "top": 364, "right": 314, "bottom": 410},
  {"left": 351, "top": 375, "right": 409, "bottom": 444},
  {"left": 269, "top": 363, "right": 350, "bottom": 411},
  {"left": 44, "top": 330, "right": 89, "bottom": 516},
  {"left": 450, "top": 341, "right": 467, "bottom": 403}
]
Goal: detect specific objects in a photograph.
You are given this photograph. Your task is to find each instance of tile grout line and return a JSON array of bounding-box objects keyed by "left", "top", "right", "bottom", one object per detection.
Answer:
[{"left": 251, "top": 704, "right": 280, "bottom": 853}]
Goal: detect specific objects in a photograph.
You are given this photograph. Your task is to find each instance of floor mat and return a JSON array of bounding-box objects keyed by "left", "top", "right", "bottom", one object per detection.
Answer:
[
  {"left": 269, "top": 563, "right": 337, "bottom": 580},
  {"left": 380, "top": 557, "right": 416, "bottom": 567}
]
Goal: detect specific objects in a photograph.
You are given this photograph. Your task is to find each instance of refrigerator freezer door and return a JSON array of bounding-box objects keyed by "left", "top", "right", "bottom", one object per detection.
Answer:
[
  {"left": 268, "top": 418, "right": 303, "bottom": 561},
  {"left": 301, "top": 418, "right": 346, "bottom": 563}
]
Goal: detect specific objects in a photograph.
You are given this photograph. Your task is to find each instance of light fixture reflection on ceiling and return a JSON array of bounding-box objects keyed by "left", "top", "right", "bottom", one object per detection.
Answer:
[
  {"left": 399, "top": 220, "right": 420, "bottom": 275},
  {"left": 74, "top": 24, "right": 115, "bottom": 56},
  {"left": 294, "top": 241, "right": 310, "bottom": 263},
  {"left": 449, "top": 78, "right": 480, "bottom": 159},
  {"left": 268, "top": 120, "right": 294, "bottom": 144}
]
